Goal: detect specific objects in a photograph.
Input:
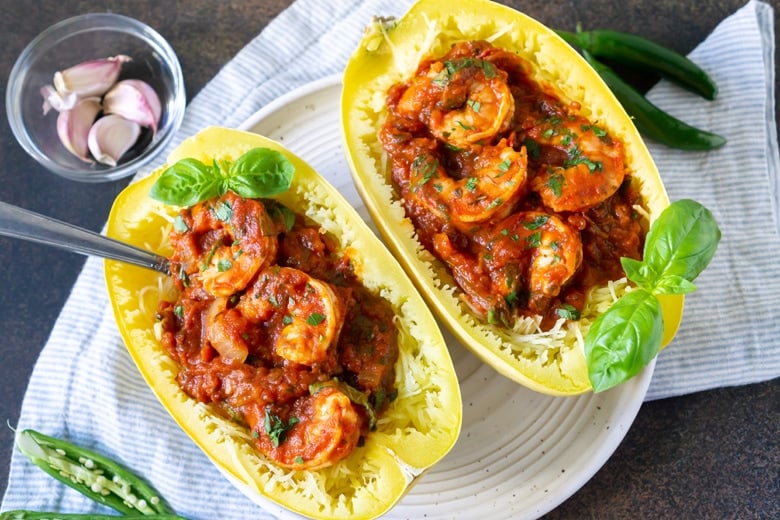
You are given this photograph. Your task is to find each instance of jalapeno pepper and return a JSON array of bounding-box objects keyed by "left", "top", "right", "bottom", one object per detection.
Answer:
[
  {"left": 556, "top": 28, "right": 718, "bottom": 100},
  {"left": 14, "top": 429, "right": 178, "bottom": 517},
  {"left": 583, "top": 51, "right": 727, "bottom": 151}
]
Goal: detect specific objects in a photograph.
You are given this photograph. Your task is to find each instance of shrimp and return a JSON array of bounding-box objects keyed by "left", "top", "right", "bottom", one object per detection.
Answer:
[
  {"left": 169, "top": 191, "right": 280, "bottom": 297},
  {"left": 394, "top": 55, "right": 515, "bottom": 149},
  {"left": 407, "top": 138, "right": 528, "bottom": 226},
  {"left": 434, "top": 211, "right": 582, "bottom": 319},
  {"left": 252, "top": 385, "right": 361, "bottom": 470},
  {"left": 237, "top": 266, "right": 346, "bottom": 366},
  {"left": 205, "top": 296, "right": 250, "bottom": 363},
  {"left": 527, "top": 116, "right": 626, "bottom": 212}
]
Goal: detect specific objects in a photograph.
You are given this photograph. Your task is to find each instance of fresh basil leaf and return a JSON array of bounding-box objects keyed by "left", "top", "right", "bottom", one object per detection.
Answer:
[
  {"left": 620, "top": 256, "right": 656, "bottom": 287},
  {"left": 641, "top": 199, "right": 721, "bottom": 289},
  {"left": 585, "top": 288, "right": 664, "bottom": 393},
  {"left": 652, "top": 275, "right": 698, "bottom": 295},
  {"left": 227, "top": 148, "right": 295, "bottom": 198},
  {"left": 149, "top": 158, "right": 224, "bottom": 206}
]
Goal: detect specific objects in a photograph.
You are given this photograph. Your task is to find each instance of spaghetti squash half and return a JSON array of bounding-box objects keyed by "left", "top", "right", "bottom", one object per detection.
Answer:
[
  {"left": 105, "top": 127, "right": 461, "bottom": 519},
  {"left": 341, "top": 0, "right": 683, "bottom": 395}
]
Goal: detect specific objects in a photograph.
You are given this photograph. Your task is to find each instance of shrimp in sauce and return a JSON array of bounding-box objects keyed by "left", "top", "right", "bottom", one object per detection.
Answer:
[
  {"left": 157, "top": 195, "right": 399, "bottom": 469},
  {"left": 237, "top": 266, "right": 346, "bottom": 366},
  {"left": 394, "top": 52, "right": 515, "bottom": 148},
  {"left": 381, "top": 40, "right": 645, "bottom": 327},
  {"left": 169, "top": 191, "right": 279, "bottom": 297},
  {"left": 527, "top": 116, "right": 625, "bottom": 212}
]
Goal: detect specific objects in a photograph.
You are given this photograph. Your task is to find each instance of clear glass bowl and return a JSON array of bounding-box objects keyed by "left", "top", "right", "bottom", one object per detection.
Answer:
[{"left": 6, "top": 13, "right": 186, "bottom": 183}]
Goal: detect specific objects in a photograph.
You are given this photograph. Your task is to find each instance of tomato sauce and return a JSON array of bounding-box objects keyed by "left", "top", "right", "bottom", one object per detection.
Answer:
[
  {"left": 380, "top": 40, "right": 645, "bottom": 329},
  {"left": 156, "top": 194, "right": 399, "bottom": 469}
]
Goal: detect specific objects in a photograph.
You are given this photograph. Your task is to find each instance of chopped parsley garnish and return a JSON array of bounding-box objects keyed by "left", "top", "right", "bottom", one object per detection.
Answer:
[
  {"left": 546, "top": 173, "right": 565, "bottom": 197},
  {"left": 524, "top": 139, "right": 541, "bottom": 160},
  {"left": 565, "top": 145, "right": 603, "bottom": 172},
  {"left": 217, "top": 259, "right": 232, "bottom": 272},
  {"left": 178, "top": 266, "right": 190, "bottom": 287},
  {"left": 307, "top": 312, "right": 326, "bottom": 326},
  {"left": 581, "top": 123, "right": 609, "bottom": 140},
  {"left": 556, "top": 304, "right": 581, "bottom": 321},
  {"left": 173, "top": 215, "right": 189, "bottom": 233},
  {"left": 525, "top": 231, "right": 542, "bottom": 249},
  {"left": 523, "top": 215, "right": 549, "bottom": 230},
  {"left": 412, "top": 154, "right": 438, "bottom": 185},
  {"left": 213, "top": 200, "right": 232, "bottom": 222},
  {"left": 264, "top": 407, "right": 299, "bottom": 448}
]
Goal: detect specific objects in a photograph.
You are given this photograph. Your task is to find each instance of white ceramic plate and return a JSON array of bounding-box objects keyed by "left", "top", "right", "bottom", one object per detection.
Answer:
[{"left": 238, "top": 74, "right": 654, "bottom": 520}]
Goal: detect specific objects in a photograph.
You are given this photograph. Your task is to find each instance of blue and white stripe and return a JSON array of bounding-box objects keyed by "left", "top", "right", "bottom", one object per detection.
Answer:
[{"left": 644, "top": 0, "right": 779, "bottom": 400}]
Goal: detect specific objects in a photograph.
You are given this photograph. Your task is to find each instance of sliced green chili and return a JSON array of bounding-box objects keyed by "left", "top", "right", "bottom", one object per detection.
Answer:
[
  {"left": 556, "top": 28, "right": 718, "bottom": 100},
  {"left": 15, "top": 429, "right": 176, "bottom": 516},
  {"left": 582, "top": 51, "right": 726, "bottom": 151}
]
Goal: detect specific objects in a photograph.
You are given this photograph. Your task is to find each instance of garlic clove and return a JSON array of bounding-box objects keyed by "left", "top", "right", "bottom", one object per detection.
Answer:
[
  {"left": 87, "top": 114, "right": 142, "bottom": 166},
  {"left": 53, "top": 55, "right": 132, "bottom": 99},
  {"left": 103, "top": 79, "right": 162, "bottom": 134},
  {"left": 40, "top": 85, "right": 78, "bottom": 114},
  {"left": 56, "top": 97, "right": 102, "bottom": 163}
]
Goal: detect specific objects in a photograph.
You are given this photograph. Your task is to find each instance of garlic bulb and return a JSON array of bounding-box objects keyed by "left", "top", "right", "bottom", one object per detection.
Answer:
[{"left": 87, "top": 114, "right": 142, "bottom": 167}]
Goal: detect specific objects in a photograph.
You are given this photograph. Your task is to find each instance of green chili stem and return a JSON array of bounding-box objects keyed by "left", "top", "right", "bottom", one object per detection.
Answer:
[
  {"left": 583, "top": 51, "right": 726, "bottom": 151},
  {"left": 15, "top": 429, "right": 176, "bottom": 516},
  {"left": 556, "top": 28, "right": 718, "bottom": 100}
]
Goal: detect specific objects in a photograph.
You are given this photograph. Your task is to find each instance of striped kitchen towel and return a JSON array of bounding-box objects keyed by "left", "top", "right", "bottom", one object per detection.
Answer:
[
  {"left": 642, "top": 0, "right": 779, "bottom": 400},
  {"left": 1, "top": 0, "right": 776, "bottom": 518}
]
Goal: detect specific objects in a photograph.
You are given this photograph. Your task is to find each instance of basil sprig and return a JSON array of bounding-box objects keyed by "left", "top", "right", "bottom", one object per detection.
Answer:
[
  {"left": 149, "top": 147, "right": 295, "bottom": 206},
  {"left": 584, "top": 199, "right": 721, "bottom": 392}
]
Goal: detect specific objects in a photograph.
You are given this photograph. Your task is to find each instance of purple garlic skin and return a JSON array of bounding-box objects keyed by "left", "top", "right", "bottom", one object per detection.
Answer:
[
  {"left": 55, "top": 97, "right": 101, "bottom": 163},
  {"left": 42, "top": 55, "right": 131, "bottom": 114},
  {"left": 103, "top": 79, "right": 162, "bottom": 135}
]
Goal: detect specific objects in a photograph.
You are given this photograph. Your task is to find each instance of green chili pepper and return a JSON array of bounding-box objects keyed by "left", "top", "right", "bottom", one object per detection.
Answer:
[
  {"left": 556, "top": 28, "right": 718, "bottom": 100},
  {"left": 0, "top": 512, "right": 186, "bottom": 520},
  {"left": 582, "top": 51, "right": 726, "bottom": 151},
  {"left": 14, "top": 429, "right": 176, "bottom": 516}
]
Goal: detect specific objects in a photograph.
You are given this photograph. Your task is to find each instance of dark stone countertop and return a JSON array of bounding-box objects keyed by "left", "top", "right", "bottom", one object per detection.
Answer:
[{"left": 1, "top": 1, "right": 777, "bottom": 518}]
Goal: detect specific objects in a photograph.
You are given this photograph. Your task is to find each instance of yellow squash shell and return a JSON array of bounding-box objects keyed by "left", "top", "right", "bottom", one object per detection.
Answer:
[
  {"left": 105, "top": 127, "right": 462, "bottom": 519},
  {"left": 341, "top": 0, "right": 684, "bottom": 395}
]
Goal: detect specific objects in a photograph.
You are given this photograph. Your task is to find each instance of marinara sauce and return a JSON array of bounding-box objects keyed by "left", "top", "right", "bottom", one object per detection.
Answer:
[
  {"left": 156, "top": 194, "right": 399, "bottom": 469},
  {"left": 380, "top": 40, "right": 645, "bottom": 329}
]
